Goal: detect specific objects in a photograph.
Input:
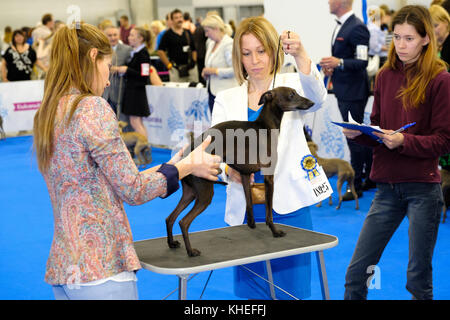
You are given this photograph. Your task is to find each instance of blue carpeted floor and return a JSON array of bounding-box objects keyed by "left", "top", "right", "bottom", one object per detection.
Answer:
[{"left": 1, "top": 135, "right": 449, "bottom": 300}]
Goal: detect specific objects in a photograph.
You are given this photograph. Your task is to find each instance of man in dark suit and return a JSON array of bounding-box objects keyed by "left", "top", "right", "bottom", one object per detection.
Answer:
[
  {"left": 103, "top": 26, "right": 132, "bottom": 118},
  {"left": 320, "top": 0, "right": 371, "bottom": 200}
]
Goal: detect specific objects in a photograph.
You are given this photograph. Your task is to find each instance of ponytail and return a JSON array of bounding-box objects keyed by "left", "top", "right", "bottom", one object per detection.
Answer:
[
  {"left": 134, "top": 27, "right": 153, "bottom": 50},
  {"left": 33, "top": 23, "right": 112, "bottom": 173}
]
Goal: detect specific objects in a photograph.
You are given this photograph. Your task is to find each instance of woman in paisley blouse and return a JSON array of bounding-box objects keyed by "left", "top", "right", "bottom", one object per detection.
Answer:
[{"left": 33, "top": 22, "right": 221, "bottom": 300}]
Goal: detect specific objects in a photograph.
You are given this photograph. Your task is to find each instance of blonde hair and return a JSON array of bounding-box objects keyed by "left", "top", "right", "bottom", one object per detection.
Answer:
[
  {"left": 429, "top": 4, "right": 450, "bottom": 30},
  {"left": 201, "top": 14, "right": 226, "bottom": 32},
  {"left": 430, "top": 0, "right": 445, "bottom": 6},
  {"left": 367, "top": 5, "right": 384, "bottom": 23},
  {"left": 3, "top": 26, "right": 12, "bottom": 43},
  {"left": 33, "top": 23, "right": 112, "bottom": 173},
  {"left": 98, "top": 19, "right": 114, "bottom": 31},
  {"left": 232, "top": 16, "right": 283, "bottom": 85},
  {"left": 133, "top": 26, "right": 154, "bottom": 50},
  {"left": 150, "top": 20, "right": 165, "bottom": 34}
]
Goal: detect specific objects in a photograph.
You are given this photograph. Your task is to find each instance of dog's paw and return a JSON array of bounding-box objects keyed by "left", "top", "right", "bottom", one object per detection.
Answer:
[
  {"left": 273, "top": 230, "right": 286, "bottom": 237},
  {"left": 188, "top": 248, "right": 201, "bottom": 257},
  {"left": 168, "top": 240, "right": 181, "bottom": 249},
  {"left": 247, "top": 220, "right": 256, "bottom": 229}
]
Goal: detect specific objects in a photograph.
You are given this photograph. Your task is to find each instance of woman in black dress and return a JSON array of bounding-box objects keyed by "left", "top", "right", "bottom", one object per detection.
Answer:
[
  {"left": 114, "top": 27, "right": 162, "bottom": 138},
  {"left": 1, "top": 29, "right": 43, "bottom": 81}
]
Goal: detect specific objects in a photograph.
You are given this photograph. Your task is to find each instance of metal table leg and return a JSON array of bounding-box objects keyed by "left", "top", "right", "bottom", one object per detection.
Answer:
[
  {"left": 265, "top": 260, "right": 277, "bottom": 300},
  {"left": 178, "top": 274, "right": 189, "bottom": 300},
  {"left": 315, "top": 250, "right": 330, "bottom": 300}
]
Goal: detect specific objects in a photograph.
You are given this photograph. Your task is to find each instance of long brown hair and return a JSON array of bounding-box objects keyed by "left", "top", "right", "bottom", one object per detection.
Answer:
[
  {"left": 33, "top": 23, "right": 112, "bottom": 173},
  {"left": 380, "top": 5, "right": 447, "bottom": 109}
]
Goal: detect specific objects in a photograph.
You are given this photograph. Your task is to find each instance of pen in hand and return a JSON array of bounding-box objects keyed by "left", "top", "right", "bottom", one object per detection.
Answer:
[{"left": 389, "top": 122, "right": 416, "bottom": 135}]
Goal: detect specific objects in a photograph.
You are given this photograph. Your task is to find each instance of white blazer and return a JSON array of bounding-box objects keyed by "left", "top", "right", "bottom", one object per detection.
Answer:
[
  {"left": 211, "top": 63, "right": 328, "bottom": 226},
  {"left": 204, "top": 34, "right": 238, "bottom": 96}
]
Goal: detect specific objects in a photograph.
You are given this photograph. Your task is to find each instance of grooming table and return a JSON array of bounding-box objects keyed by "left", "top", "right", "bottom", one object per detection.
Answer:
[{"left": 134, "top": 223, "right": 338, "bottom": 300}]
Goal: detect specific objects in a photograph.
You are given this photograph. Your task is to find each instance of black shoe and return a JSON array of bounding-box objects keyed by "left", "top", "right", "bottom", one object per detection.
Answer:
[
  {"left": 362, "top": 179, "right": 376, "bottom": 191},
  {"left": 342, "top": 189, "right": 363, "bottom": 201}
]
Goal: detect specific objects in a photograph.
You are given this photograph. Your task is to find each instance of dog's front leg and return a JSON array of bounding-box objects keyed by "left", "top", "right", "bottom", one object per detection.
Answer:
[
  {"left": 241, "top": 174, "right": 255, "bottom": 229},
  {"left": 264, "top": 175, "right": 285, "bottom": 237}
]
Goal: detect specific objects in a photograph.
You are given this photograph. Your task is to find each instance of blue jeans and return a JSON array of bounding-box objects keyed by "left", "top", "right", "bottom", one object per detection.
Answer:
[
  {"left": 344, "top": 182, "right": 442, "bottom": 300},
  {"left": 52, "top": 280, "right": 138, "bottom": 300}
]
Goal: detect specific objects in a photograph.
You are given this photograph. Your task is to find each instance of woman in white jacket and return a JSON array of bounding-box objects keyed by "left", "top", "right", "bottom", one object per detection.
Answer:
[
  {"left": 211, "top": 17, "right": 328, "bottom": 300},
  {"left": 201, "top": 15, "right": 238, "bottom": 113}
]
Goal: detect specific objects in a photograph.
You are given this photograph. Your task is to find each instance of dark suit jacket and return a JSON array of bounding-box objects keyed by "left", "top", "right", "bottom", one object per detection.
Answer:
[{"left": 331, "top": 14, "right": 370, "bottom": 101}]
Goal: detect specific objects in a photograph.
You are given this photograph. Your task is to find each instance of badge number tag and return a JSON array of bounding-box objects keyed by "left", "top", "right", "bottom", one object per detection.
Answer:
[
  {"left": 141, "top": 63, "right": 150, "bottom": 76},
  {"left": 309, "top": 166, "right": 333, "bottom": 201},
  {"left": 356, "top": 45, "right": 368, "bottom": 61}
]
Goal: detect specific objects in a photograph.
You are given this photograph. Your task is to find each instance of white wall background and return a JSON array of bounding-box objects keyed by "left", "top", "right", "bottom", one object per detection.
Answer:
[
  {"left": 264, "top": 0, "right": 435, "bottom": 64},
  {"left": 0, "top": 0, "right": 431, "bottom": 29},
  {"left": 0, "top": 0, "right": 130, "bottom": 28},
  {"left": 0, "top": 0, "right": 435, "bottom": 52}
]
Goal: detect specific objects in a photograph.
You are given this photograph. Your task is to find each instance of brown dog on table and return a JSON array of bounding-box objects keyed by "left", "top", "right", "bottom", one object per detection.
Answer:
[
  {"left": 118, "top": 121, "right": 152, "bottom": 166},
  {"left": 166, "top": 86, "right": 315, "bottom": 257},
  {"left": 307, "top": 141, "right": 359, "bottom": 210}
]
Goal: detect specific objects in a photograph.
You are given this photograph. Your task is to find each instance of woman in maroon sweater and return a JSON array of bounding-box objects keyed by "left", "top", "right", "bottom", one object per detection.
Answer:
[{"left": 343, "top": 5, "right": 450, "bottom": 300}]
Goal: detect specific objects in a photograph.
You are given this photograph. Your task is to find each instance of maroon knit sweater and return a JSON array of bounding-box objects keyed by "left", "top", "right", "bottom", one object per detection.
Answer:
[{"left": 354, "top": 61, "right": 450, "bottom": 183}]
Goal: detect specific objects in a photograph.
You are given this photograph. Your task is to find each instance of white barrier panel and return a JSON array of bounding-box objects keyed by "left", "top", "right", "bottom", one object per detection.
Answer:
[
  {"left": 0, "top": 80, "right": 44, "bottom": 133},
  {"left": 0, "top": 80, "right": 373, "bottom": 163},
  {"left": 144, "top": 85, "right": 211, "bottom": 150},
  {"left": 303, "top": 94, "right": 374, "bottom": 163}
]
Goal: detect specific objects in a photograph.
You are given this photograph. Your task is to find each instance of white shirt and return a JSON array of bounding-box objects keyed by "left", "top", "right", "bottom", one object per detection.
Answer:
[
  {"left": 130, "top": 44, "right": 146, "bottom": 58},
  {"left": 332, "top": 10, "right": 354, "bottom": 45}
]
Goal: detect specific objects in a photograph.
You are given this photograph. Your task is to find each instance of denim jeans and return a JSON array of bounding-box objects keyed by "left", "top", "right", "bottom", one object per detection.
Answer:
[
  {"left": 344, "top": 182, "right": 442, "bottom": 300},
  {"left": 52, "top": 280, "right": 138, "bottom": 300}
]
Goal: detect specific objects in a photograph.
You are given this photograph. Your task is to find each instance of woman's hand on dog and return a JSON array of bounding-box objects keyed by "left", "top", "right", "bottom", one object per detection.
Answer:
[
  {"left": 226, "top": 166, "right": 254, "bottom": 185},
  {"left": 174, "top": 136, "right": 222, "bottom": 181}
]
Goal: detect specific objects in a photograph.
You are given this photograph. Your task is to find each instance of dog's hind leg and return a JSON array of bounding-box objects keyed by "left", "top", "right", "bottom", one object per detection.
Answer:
[
  {"left": 134, "top": 143, "right": 146, "bottom": 166},
  {"left": 179, "top": 180, "right": 214, "bottom": 257},
  {"left": 264, "top": 175, "right": 285, "bottom": 237},
  {"left": 348, "top": 177, "right": 359, "bottom": 210},
  {"left": 336, "top": 176, "right": 344, "bottom": 210},
  {"left": 241, "top": 173, "right": 256, "bottom": 229},
  {"left": 166, "top": 179, "right": 195, "bottom": 249}
]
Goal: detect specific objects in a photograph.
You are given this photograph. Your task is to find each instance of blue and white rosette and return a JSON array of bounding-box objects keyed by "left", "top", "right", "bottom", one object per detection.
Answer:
[{"left": 301, "top": 154, "right": 320, "bottom": 181}]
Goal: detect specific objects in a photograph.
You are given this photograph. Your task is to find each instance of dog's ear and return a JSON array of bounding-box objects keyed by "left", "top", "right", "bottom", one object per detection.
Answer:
[{"left": 258, "top": 91, "right": 273, "bottom": 105}]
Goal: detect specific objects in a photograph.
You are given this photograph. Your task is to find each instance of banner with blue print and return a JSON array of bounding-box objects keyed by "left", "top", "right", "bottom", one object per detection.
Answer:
[{"left": 144, "top": 85, "right": 211, "bottom": 149}]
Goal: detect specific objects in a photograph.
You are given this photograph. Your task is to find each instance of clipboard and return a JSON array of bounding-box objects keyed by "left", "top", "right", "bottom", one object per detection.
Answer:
[{"left": 331, "top": 121, "right": 383, "bottom": 142}]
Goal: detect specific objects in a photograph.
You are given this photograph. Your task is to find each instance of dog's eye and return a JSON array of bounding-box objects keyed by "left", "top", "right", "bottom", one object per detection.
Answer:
[{"left": 289, "top": 92, "right": 295, "bottom": 99}]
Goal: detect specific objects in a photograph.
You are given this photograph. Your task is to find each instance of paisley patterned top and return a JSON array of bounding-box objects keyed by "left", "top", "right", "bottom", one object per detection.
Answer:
[{"left": 43, "top": 90, "right": 168, "bottom": 285}]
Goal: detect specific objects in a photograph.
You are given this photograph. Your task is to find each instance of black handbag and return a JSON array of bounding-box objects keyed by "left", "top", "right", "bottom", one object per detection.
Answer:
[
  {"left": 175, "top": 30, "right": 195, "bottom": 77},
  {"left": 177, "top": 64, "right": 190, "bottom": 77}
]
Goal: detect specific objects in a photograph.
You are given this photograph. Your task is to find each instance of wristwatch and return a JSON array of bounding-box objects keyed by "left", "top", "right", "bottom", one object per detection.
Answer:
[{"left": 338, "top": 58, "right": 344, "bottom": 69}]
